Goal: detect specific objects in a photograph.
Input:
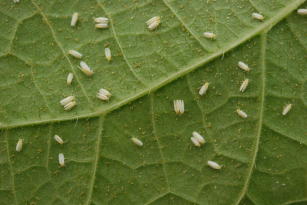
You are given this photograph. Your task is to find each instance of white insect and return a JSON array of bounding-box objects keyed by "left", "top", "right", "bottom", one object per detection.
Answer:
[
  {"left": 94, "top": 17, "right": 109, "bottom": 23},
  {"left": 66, "top": 73, "right": 74, "bottom": 85},
  {"left": 97, "top": 88, "right": 112, "bottom": 101},
  {"left": 131, "top": 137, "right": 143, "bottom": 147},
  {"left": 64, "top": 101, "right": 77, "bottom": 111},
  {"left": 71, "top": 12, "right": 79, "bottom": 27},
  {"left": 203, "top": 32, "right": 216, "bottom": 39},
  {"left": 238, "top": 61, "right": 250, "bottom": 72},
  {"left": 199, "top": 82, "right": 209, "bottom": 96},
  {"left": 79, "top": 61, "right": 94, "bottom": 76},
  {"left": 146, "top": 16, "right": 161, "bottom": 30},
  {"left": 191, "top": 137, "right": 201, "bottom": 147},
  {"left": 252, "top": 12, "right": 264, "bottom": 21},
  {"left": 207, "top": 160, "right": 222, "bottom": 170},
  {"left": 68, "top": 50, "right": 82, "bottom": 59},
  {"left": 95, "top": 23, "right": 109, "bottom": 29},
  {"left": 297, "top": 9, "right": 307, "bottom": 15},
  {"left": 58, "top": 153, "right": 65, "bottom": 167},
  {"left": 105, "top": 47, "right": 112, "bottom": 61},
  {"left": 282, "top": 104, "right": 292, "bottom": 116},
  {"left": 192, "top": 131, "right": 205, "bottom": 144},
  {"left": 239, "top": 79, "right": 249, "bottom": 92},
  {"left": 60, "top": 96, "right": 75, "bottom": 106},
  {"left": 54, "top": 135, "right": 64, "bottom": 144},
  {"left": 16, "top": 139, "right": 23, "bottom": 152},
  {"left": 173, "top": 100, "right": 184, "bottom": 115},
  {"left": 236, "top": 109, "right": 248, "bottom": 118},
  {"left": 13, "top": 0, "right": 20, "bottom": 3}
]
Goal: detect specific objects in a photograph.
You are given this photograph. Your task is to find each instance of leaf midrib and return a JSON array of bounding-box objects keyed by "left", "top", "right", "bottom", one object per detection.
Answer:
[{"left": 1, "top": 0, "right": 304, "bottom": 131}]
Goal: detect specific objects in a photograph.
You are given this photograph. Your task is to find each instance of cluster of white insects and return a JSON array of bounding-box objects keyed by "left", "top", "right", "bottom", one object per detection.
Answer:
[{"left": 12, "top": 3, "right": 304, "bottom": 171}]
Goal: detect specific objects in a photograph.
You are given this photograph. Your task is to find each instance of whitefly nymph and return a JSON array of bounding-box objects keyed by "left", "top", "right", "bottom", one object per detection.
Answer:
[
  {"left": 207, "top": 160, "right": 222, "bottom": 170},
  {"left": 131, "top": 137, "right": 143, "bottom": 147},
  {"left": 173, "top": 100, "right": 184, "bottom": 115},
  {"left": 16, "top": 139, "right": 23, "bottom": 152},
  {"left": 199, "top": 82, "right": 209, "bottom": 96},
  {"left": 236, "top": 109, "right": 248, "bottom": 118},
  {"left": 58, "top": 153, "right": 65, "bottom": 167},
  {"left": 282, "top": 104, "right": 292, "bottom": 116},
  {"left": 97, "top": 88, "right": 112, "bottom": 101},
  {"left": 71, "top": 12, "right": 79, "bottom": 27}
]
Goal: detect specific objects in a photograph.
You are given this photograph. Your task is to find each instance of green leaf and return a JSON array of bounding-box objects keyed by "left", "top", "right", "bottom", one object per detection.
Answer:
[{"left": 0, "top": 0, "right": 306, "bottom": 205}]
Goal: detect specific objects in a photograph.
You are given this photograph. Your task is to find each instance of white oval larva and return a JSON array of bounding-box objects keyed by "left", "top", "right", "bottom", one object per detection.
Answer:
[
  {"left": 131, "top": 137, "right": 143, "bottom": 147},
  {"left": 199, "top": 82, "right": 209, "bottom": 96},
  {"left": 207, "top": 160, "right": 222, "bottom": 170},
  {"left": 203, "top": 32, "right": 216, "bottom": 39},
  {"left": 97, "top": 88, "right": 112, "bottom": 101},
  {"left": 16, "top": 139, "right": 23, "bottom": 152},
  {"left": 95, "top": 23, "right": 109, "bottom": 29},
  {"left": 192, "top": 131, "right": 205, "bottom": 144},
  {"left": 282, "top": 104, "right": 292, "bottom": 116},
  {"left": 297, "top": 9, "right": 307, "bottom": 15},
  {"left": 58, "top": 153, "right": 65, "bottom": 167},
  {"left": 71, "top": 12, "right": 79, "bottom": 27},
  {"left": 79, "top": 61, "right": 94, "bottom": 76},
  {"left": 191, "top": 137, "right": 201, "bottom": 147},
  {"left": 94, "top": 17, "right": 109, "bottom": 23},
  {"left": 105, "top": 47, "right": 112, "bottom": 62},
  {"left": 68, "top": 50, "right": 82, "bottom": 59},
  {"left": 252, "top": 12, "right": 264, "bottom": 21},
  {"left": 239, "top": 79, "right": 249, "bottom": 92},
  {"left": 238, "top": 61, "right": 250, "bottom": 72},
  {"left": 67, "top": 73, "right": 74, "bottom": 85},
  {"left": 236, "top": 109, "right": 248, "bottom": 118},
  {"left": 146, "top": 16, "right": 161, "bottom": 30},
  {"left": 60, "top": 96, "right": 75, "bottom": 106},
  {"left": 173, "top": 100, "right": 184, "bottom": 115},
  {"left": 54, "top": 135, "right": 64, "bottom": 144},
  {"left": 64, "top": 101, "right": 77, "bottom": 111}
]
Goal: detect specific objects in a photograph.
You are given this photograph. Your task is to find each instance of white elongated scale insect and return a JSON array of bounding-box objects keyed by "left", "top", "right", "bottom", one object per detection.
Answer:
[
  {"left": 252, "top": 12, "right": 264, "bottom": 21},
  {"left": 238, "top": 61, "right": 250, "bottom": 72},
  {"left": 97, "top": 88, "right": 112, "bottom": 101},
  {"left": 240, "top": 79, "right": 249, "bottom": 92},
  {"left": 71, "top": 12, "right": 79, "bottom": 27},
  {"left": 173, "top": 100, "right": 184, "bottom": 115},
  {"left": 105, "top": 47, "right": 112, "bottom": 61},
  {"left": 146, "top": 16, "right": 160, "bottom": 30},
  {"left": 68, "top": 50, "right": 82, "bottom": 59},
  {"left": 236, "top": 109, "right": 248, "bottom": 118},
  {"left": 191, "top": 137, "right": 201, "bottom": 147},
  {"left": 54, "top": 135, "right": 64, "bottom": 144},
  {"left": 95, "top": 23, "right": 109, "bottom": 29},
  {"left": 297, "top": 9, "right": 307, "bottom": 15},
  {"left": 207, "top": 160, "right": 222, "bottom": 170},
  {"left": 203, "top": 32, "right": 216, "bottom": 39},
  {"left": 64, "top": 101, "right": 77, "bottom": 111},
  {"left": 16, "top": 139, "right": 23, "bottom": 152},
  {"left": 192, "top": 131, "right": 205, "bottom": 144},
  {"left": 60, "top": 96, "right": 75, "bottom": 106},
  {"left": 282, "top": 104, "right": 292, "bottom": 116},
  {"left": 199, "top": 82, "right": 209, "bottom": 96},
  {"left": 80, "top": 61, "right": 94, "bottom": 76},
  {"left": 94, "top": 17, "right": 109, "bottom": 23},
  {"left": 67, "top": 73, "right": 74, "bottom": 85},
  {"left": 58, "top": 153, "right": 65, "bottom": 167},
  {"left": 131, "top": 137, "right": 143, "bottom": 147}
]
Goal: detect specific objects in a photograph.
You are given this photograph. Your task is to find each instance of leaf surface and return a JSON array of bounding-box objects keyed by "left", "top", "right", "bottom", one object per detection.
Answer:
[{"left": 0, "top": 0, "right": 306, "bottom": 205}]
